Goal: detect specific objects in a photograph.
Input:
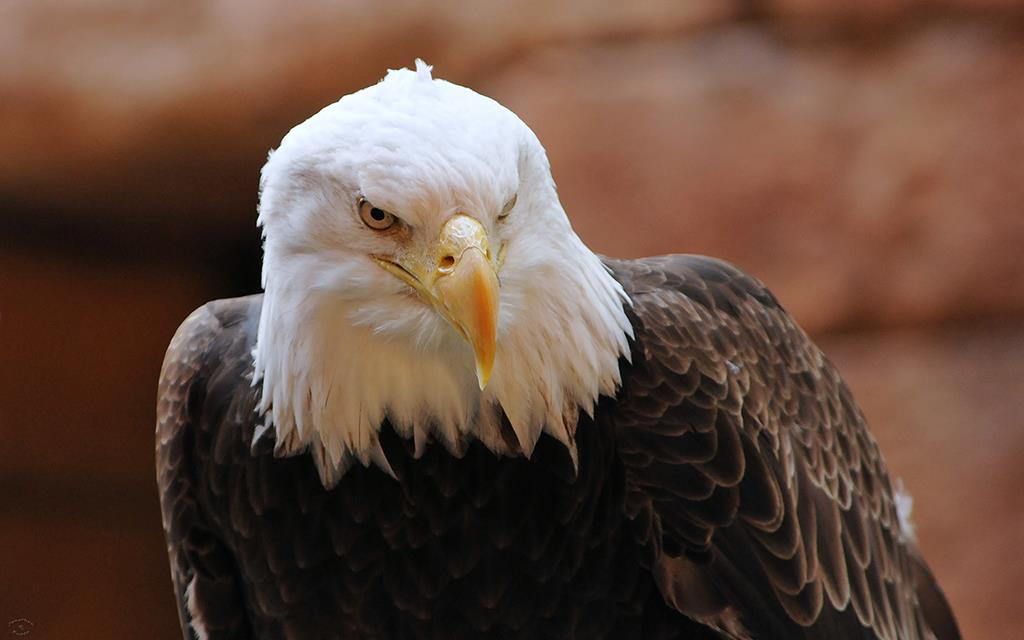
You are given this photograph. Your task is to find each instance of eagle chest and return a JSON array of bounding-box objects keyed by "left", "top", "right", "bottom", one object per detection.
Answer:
[{"left": 198, "top": 413, "right": 678, "bottom": 638}]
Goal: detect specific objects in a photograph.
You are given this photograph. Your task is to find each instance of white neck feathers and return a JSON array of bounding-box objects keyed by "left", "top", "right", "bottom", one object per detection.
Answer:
[{"left": 252, "top": 234, "right": 632, "bottom": 487}]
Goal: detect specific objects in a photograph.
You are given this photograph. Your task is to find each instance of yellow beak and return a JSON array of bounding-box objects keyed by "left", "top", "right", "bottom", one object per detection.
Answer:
[{"left": 373, "top": 214, "right": 500, "bottom": 389}]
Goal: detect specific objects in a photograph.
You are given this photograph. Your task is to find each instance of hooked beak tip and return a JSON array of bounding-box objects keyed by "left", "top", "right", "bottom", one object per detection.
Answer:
[{"left": 476, "top": 364, "right": 491, "bottom": 390}]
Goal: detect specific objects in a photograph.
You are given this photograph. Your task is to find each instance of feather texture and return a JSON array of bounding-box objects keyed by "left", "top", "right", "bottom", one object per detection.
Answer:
[{"left": 607, "top": 255, "right": 959, "bottom": 640}]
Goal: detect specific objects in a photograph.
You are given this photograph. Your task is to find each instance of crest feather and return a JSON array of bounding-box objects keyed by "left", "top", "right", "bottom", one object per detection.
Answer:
[{"left": 415, "top": 58, "right": 433, "bottom": 81}]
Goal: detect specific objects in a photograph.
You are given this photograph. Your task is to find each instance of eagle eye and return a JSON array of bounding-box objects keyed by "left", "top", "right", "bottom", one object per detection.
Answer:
[
  {"left": 358, "top": 197, "right": 397, "bottom": 231},
  {"left": 498, "top": 194, "right": 517, "bottom": 221}
]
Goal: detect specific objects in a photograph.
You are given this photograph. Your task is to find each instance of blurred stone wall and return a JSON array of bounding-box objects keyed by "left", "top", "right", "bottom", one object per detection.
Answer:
[{"left": 2, "top": 2, "right": 1022, "bottom": 638}]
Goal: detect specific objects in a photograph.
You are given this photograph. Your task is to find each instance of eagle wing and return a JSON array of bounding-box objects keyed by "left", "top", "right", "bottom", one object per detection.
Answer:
[
  {"left": 156, "top": 300, "right": 256, "bottom": 639},
  {"left": 607, "top": 255, "right": 959, "bottom": 640}
]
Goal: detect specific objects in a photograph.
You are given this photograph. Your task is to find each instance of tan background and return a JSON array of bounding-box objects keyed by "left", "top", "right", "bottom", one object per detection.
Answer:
[{"left": 2, "top": 2, "right": 1022, "bottom": 638}]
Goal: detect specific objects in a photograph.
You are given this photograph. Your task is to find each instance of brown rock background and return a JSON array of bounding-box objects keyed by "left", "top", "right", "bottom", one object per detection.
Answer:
[{"left": 2, "top": 2, "right": 1022, "bottom": 638}]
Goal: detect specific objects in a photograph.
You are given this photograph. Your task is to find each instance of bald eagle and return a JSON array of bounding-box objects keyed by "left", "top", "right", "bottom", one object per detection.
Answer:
[{"left": 157, "top": 61, "right": 959, "bottom": 640}]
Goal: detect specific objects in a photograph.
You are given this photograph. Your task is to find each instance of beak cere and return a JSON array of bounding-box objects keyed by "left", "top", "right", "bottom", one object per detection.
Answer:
[{"left": 374, "top": 213, "right": 500, "bottom": 389}]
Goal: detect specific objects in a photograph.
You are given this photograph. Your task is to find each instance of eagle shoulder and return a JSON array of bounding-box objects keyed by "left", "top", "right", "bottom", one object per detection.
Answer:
[
  {"left": 156, "top": 296, "right": 261, "bottom": 639},
  {"left": 603, "top": 254, "right": 956, "bottom": 640}
]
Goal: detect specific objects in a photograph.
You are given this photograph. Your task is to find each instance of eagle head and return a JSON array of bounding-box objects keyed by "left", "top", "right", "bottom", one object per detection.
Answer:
[{"left": 252, "top": 60, "right": 632, "bottom": 486}]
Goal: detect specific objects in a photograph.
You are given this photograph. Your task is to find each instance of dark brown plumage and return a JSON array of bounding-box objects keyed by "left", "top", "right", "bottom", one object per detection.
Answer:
[{"left": 157, "top": 254, "right": 959, "bottom": 639}]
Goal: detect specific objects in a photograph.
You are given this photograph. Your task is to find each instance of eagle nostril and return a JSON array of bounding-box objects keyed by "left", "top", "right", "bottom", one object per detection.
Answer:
[{"left": 438, "top": 255, "right": 456, "bottom": 272}]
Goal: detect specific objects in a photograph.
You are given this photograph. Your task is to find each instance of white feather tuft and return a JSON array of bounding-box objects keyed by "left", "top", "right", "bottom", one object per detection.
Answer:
[
  {"left": 414, "top": 58, "right": 433, "bottom": 81},
  {"left": 184, "top": 577, "right": 210, "bottom": 640},
  {"left": 894, "top": 478, "right": 917, "bottom": 543}
]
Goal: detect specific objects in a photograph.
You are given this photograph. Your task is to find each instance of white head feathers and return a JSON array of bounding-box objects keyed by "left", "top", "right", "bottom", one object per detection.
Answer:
[{"left": 253, "top": 60, "right": 633, "bottom": 486}]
